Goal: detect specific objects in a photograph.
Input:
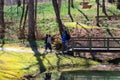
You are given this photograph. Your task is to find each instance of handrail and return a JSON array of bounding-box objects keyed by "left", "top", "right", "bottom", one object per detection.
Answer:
[
  {"left": 67, "top": 37, "right": 120, "bottom": 51},
  {"left": 71, "top": 37, "right": 120, "bottom": 39}
]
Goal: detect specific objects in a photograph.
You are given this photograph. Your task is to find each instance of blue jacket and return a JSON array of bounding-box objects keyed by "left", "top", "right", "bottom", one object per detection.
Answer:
[{"left": 62, "top": 33, "right": 67, "bottom": 42}]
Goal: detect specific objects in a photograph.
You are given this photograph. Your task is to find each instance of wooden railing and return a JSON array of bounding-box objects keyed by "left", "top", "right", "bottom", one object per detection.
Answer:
[{"left": 67, "top": 37, "right": 120, "bottom": 51}]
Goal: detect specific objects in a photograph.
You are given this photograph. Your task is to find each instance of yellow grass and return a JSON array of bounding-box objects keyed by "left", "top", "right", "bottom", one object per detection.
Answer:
[
  {"left": 64, "top": 22, "right": 98, "bottom": 28},
  {"left": 0, "top": 45, "right": 99, "bottom": 79}
]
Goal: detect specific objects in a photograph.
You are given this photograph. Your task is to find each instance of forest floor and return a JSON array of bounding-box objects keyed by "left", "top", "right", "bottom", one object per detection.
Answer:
[{"left": 0, "top": 45, "right": 44, "bottom": 53}]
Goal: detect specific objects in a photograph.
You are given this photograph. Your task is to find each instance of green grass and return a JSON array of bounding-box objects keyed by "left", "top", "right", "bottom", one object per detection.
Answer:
[
  {"left": 3, "top": 1, "right": 120, "bottom": 39},
  {"left": 4, "top": 1, "right": 120, "bottom": 23},
  {"left": 0, "top": 50, "right": 99, "bottom": 79}
]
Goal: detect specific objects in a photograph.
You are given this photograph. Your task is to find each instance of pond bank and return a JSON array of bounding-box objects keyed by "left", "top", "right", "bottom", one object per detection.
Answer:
[
  {"left": 0, "top": 45, "right": 99, "bottom": 80},
  {"left": 0, "top": 45, "right": 120, "bottom": 80},
  {"left": 22, "top": 65, "right": 120, "bottom": 80}
]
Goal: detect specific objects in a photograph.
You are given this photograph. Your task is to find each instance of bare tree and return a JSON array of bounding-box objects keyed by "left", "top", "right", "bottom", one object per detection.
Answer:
[
  {"left": 57, "top": 0, "right": 62, "bottom": 12},
  {"left": 68, "top": 0, "right": 74, "bottom": 22},
  {"left": 71, "top": 0, "right": 74, "bottom": 8},
  {"left": 117, "top": 0, "right": 120, "bottom": 9},
  {"left": 52, "top": 0, "right": 64, "bottom": 36},
  {"left": 17, "top": 0, "right": 21, "bottom": 7},
  {"left": 19, "top": 0, "right": 28, "bottom": 39},
  {"left": 96, "top": 0, "right": 100, "bottom": 26},
  {"left": 34, "top": 0, "right": 39, "bottom": 40},
  {"left": 0, "top": 0, "right": 5, "bottom": 39},
  {"left": 28, "top": 0, "right": 35, "bottom": 41},
  {"left": 102, "top": 0, "right": 111, "bottom": 20}
]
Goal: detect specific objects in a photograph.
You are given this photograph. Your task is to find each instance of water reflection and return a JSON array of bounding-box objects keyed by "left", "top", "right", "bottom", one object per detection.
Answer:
[{"left": 38, "top": 71, "right": 120, "bottom": 80}]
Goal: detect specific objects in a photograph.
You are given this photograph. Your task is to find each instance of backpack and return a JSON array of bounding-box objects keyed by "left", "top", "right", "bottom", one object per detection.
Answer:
[{"left": 66, "top": 33, "right": 71, "bottom": 40}]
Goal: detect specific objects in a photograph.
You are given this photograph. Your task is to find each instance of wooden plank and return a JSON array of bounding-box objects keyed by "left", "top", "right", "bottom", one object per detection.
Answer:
[{"left": 72, "top": 48, "right": 120, "bottom": 51}]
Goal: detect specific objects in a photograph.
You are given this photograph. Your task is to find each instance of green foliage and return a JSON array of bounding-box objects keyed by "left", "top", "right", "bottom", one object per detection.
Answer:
[
  {"left": 0, "top": 39, "right": 19, "bottom": 44},
  {"left": 37, "top": 2, "right": 54, "bottom": 15},
  {"left": 116, "top": 24, "right": 120, "bottom": 28}
]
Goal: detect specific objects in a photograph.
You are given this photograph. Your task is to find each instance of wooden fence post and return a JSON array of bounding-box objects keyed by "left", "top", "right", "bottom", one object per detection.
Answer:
[
  {"left": 107, "top": 38, "right": 109, "bottom": 50},
  {"left": 89, "top": 38, "right": 92, "bottom": 51}
]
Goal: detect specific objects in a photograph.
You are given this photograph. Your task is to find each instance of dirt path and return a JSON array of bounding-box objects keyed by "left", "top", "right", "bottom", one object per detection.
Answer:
[{"left": 0, "top": 46, "right": 44, "bottom": 53}]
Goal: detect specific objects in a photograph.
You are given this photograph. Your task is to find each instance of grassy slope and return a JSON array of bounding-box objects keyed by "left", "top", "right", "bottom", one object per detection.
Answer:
[{"left": 0, "top": 46, "right": 99, "bottom": 79}]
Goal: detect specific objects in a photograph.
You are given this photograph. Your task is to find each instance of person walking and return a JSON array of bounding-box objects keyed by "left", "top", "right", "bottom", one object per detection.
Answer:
[
  {"left": 62, "top": 31, "right": 67, "bottom": 53},
  {"left": 62, "top": 31, "right": 71, "bottom": 53},
  {"left": 44, "top": 34, "right": 48, "bottom": 53},
  {"left": 44, "top": 34, "right": 52, "bottom": 53},
  {"left": 47, "top": 35, "right": 52, "bottom": 53}
]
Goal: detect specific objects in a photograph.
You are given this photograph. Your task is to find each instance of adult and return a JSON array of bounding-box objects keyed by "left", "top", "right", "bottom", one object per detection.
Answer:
[
  {"left": 47, "top": 35, "right": 52, "bottom": 53},
  {"left": 62, "top": 31, "right": 67, "bottom": 52},
  {"left": 44, "top": 34, "right": 48, "bottom": 53},
  {"left": 44, "top": 34, "right": 52, "bottom": 53}
]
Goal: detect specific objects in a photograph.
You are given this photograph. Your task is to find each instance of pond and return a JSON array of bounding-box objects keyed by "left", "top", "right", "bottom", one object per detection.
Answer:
[{"left": 37, "top": 70, "right": 120, "bottom": 80}]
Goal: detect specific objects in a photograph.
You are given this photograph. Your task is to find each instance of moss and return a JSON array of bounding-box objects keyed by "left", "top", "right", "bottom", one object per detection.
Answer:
[
  {"left": 64, "top": 22, "right": 98, "bottom": 29},
  {"left": 0, "top": 45, "right": 99, "bottom": 79}
]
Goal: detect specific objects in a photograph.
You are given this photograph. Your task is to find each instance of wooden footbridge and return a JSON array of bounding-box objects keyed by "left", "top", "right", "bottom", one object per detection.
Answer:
[{"left": 65, "top": 37, "right": 120, "bottom": 52}]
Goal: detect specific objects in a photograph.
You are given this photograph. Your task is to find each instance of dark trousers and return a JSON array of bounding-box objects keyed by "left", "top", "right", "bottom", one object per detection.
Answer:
[
  {"left": 45, "top": 43, "right": 52, "bottom": 51},
  {"left": 62, "top": 42, "right": 67, "bottom": 51}
]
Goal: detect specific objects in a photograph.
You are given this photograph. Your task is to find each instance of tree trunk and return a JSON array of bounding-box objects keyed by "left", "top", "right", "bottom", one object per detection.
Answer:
[
  {"left": 96, "top": 0, "right": 100, "bottom": 26},
  {"left": 34, "top": 0, "right": 39, "bottom": 40},
  {"left": 0, "top": 0, "right": 5, "bottom": 39},
  {"left": 35, "top": 0, "right": 37, "bottom": 21},
  {"left": 117, "top": 0, "right": 120, "bottom": 9},
  {"left": 22, "top": 5, "right": 28, "bottom": 39},
  {"left": 17, "top": 0, "right": 21, "bottom": 7},
  {"left": 102, "top": 0, "right": 111, "bottom": 20},
  {"left": 68, "top": 0, "right": 74, "bottom": 22},
  {"left": 28, "top": 0, "right": 35, "bottom": 41},
  {"left": 52, "top": 0, "right": 64, "bottom": 36},
  {"left": 71, "top": 0, "right": 74, "bottom": 8},
  {"left": 57, "top": 0, "right": 62, "bottom": 13},
  {"left": 19, "top": 0, "right": 27, "bottom": 39}
]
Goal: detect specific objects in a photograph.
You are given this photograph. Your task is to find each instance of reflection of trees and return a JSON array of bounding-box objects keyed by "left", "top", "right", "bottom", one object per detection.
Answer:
[{"left": 58, "top": 71, "right": 120, "bottom": 80}]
